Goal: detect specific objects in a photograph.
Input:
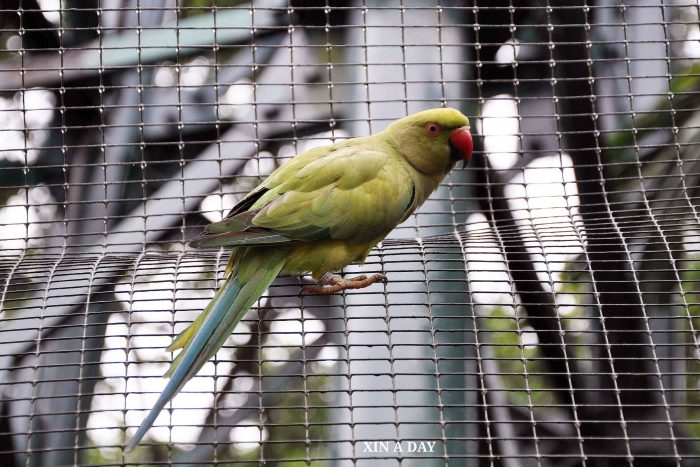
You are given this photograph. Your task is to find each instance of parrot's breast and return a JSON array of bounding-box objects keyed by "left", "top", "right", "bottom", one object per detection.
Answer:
[{"left": 281, "top": 239, "right": 376, "bottom": 279}]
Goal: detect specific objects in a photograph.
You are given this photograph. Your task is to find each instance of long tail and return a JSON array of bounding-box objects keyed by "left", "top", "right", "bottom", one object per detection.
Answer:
[{"left": 125, "top": 250, "right": 286, "bottom": 452}]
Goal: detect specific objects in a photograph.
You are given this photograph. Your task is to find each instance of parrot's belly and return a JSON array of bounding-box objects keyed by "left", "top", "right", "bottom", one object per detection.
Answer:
[{"left": 282, "top": 239, "right": 375, "bottom": 279}]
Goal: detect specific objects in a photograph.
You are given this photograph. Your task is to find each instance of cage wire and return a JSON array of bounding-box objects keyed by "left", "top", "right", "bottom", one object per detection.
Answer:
[{"left": 0, "top": 0, "right": 699, "bottom": 466}]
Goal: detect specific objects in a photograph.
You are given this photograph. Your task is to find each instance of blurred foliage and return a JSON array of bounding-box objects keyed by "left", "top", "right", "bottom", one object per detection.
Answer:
[
  {"left": 607, "top": 61, "right": 700, "bottom": 151},
  {"left": 482, "top": 265, "right": 592, "bottom": 415},
  {"left": 604, "top": 62, "right": 700, "bottom": 212},
  {"left": 482, "top": 306, "right": 557, "bottom": 411}
]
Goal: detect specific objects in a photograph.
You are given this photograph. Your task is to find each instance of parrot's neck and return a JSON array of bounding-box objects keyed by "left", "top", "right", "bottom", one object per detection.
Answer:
[
  {"left": 382, "top": 137, "right": 445, "bottom": 206},
  {"left": 396, "top": 155, "right": 444, "bottom": 207}
]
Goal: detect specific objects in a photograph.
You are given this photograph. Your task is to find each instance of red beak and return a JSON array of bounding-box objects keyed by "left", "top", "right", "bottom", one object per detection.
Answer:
[{"left": 449, "top": 127, "right": 473, "bottom": 168}]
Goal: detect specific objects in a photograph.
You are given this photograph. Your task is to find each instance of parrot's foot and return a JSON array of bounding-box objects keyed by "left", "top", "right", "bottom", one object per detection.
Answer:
[{"left": 302, "top": 273, "right": 387, "bottom": 295}]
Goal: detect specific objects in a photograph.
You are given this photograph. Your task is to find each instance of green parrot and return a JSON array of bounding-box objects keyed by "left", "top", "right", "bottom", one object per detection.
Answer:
[{"left": 125, "top": 107, "right": 473, "bottom": 451}]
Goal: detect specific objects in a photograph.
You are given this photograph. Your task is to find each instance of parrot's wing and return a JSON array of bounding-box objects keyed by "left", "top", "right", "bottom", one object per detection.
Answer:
[
  {"left": 251, "top": 146, "right": 415, "bottom": 243},
  {"left": 191, "top": 143, "right": 415, "bottom": 248},
  {"left": 190, "top": 145, "right": 329, "bottom": 248}
]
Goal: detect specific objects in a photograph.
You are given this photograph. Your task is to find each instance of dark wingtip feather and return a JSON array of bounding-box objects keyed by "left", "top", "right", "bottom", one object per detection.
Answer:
[{"left": 190, "top": 230, "right": 291, "bottom": 249}]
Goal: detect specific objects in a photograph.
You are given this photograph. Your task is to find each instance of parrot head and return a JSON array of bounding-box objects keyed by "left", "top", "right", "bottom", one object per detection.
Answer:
[{"left": 386, "top": 107, "right": 473, "bottom": 175}]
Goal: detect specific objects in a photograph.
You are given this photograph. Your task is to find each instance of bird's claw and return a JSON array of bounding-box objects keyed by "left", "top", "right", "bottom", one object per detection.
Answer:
[{"left": 301, "top": 273, "right": 387, "bottom": 295}]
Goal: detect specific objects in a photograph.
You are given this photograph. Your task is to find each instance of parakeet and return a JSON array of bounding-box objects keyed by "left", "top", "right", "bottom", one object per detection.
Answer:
[{"left": 125, "top": 107, "right": 473, "bottom": 451}]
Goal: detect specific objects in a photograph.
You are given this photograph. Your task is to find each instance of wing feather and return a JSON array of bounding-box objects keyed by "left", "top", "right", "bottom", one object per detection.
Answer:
[{"left": 191, "top": 140, "right": 415, "bottom": 248}]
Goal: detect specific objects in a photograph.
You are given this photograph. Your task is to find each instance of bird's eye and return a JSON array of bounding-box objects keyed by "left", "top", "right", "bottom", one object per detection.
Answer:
[{"left": 425, "top": 122, "right": 441, "bottom": 137}]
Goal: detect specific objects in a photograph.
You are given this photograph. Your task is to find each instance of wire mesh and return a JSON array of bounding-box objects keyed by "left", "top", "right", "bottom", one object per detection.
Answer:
[{"left": 0, "top": 1, "right": 699, "bottom": 465}]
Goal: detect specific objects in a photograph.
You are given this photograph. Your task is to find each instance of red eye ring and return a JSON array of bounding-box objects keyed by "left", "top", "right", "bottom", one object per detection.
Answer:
[{"left": 425, "top": 122, "right": 441, "bottom": 137}]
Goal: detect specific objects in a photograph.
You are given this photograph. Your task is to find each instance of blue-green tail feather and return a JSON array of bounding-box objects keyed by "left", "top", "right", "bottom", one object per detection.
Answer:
[{"left": 125, "top": 251, "right": 285, "bottom": 452}]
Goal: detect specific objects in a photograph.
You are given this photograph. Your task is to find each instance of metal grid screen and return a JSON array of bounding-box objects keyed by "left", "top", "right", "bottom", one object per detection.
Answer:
[{"left": 0, "top": 1, "right": 699, "bottom": 466}]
